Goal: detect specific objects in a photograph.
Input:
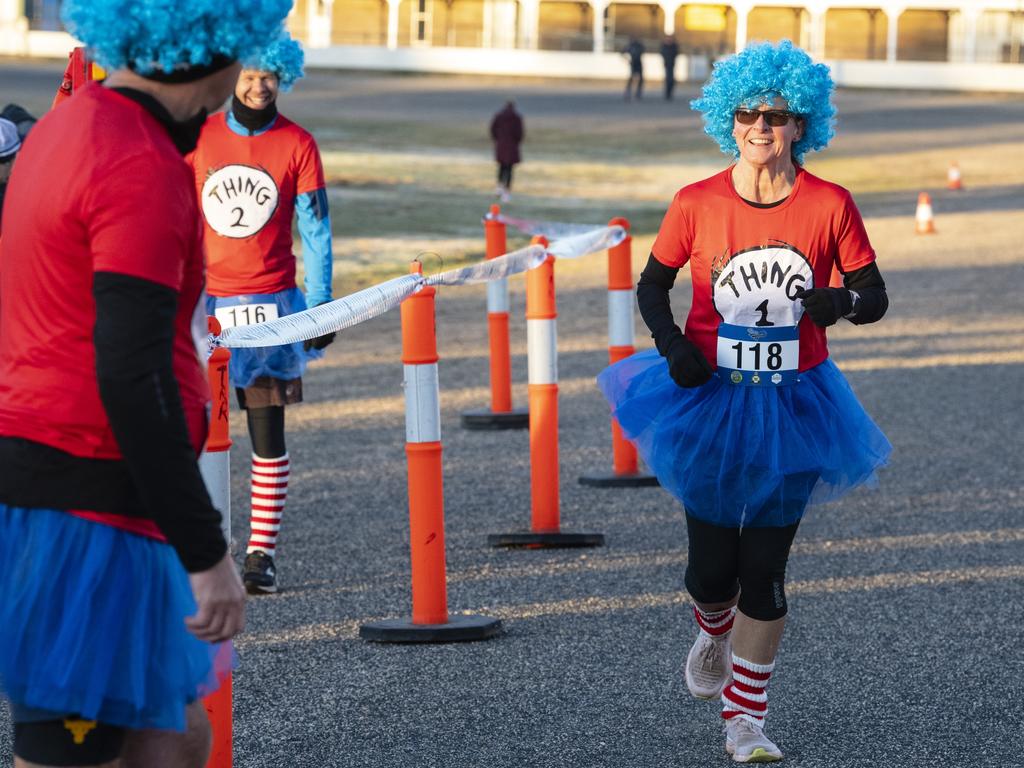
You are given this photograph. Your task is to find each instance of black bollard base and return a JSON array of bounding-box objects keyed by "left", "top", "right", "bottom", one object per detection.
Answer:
[
  {"left": 578, "top": 471, "right": 659, "bottom": 488},
  {"left": 359, "top": 614, "right": 503, "bottom": 643},
  {"left": 487, "top": 531, "right": 605, "bottom": 548},
  {"left": 460, "top": 407, "right": 529, "bottom": 430}
]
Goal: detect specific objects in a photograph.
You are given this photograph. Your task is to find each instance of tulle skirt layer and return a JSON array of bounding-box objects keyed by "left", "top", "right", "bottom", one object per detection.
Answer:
[
  {"left": 597, "top": 350, "right": 891, "bottom": 527},
  {"left": 0, "top": 506, "right": 233, "bottom": 731}
]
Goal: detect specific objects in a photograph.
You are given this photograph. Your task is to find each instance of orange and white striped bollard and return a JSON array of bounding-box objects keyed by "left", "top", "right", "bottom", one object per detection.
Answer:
[
  {"left": 947, "top": 162, "right": 962, "bottom": 191},
  {"left": 915, "top": 192, "right": 936, "bottom": 234},
  {"left": 361, "top": 262, "right": 501, "bottom": 641},
  {"left": 461, "top": 204, "right": 529, "bottom": 430},
  {"left": 489, "top": 239, "right": 605, "bottom": 548},
  {"left": 579, "top": 218, "right": 658, "bottom": 488},
  {"left": 199, "top": 317, "right": 233, "bottom": 768}
]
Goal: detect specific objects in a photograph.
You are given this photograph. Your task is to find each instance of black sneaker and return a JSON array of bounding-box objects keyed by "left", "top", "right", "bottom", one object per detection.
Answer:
[{"left": 242, "top": 551, "right": 277, "bottom": 595}]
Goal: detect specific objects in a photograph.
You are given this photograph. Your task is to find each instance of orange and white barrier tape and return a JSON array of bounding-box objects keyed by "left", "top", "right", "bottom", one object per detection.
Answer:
[{"left": 212, "top": 226, "right": 625, "bottom": 350}]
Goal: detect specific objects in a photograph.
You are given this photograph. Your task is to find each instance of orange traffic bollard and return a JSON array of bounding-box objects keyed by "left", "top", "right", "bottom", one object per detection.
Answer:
[
  {"left": 947, "top": 161, "right": 963, "bottom": 191},
  {"left": 52, "top": 47, "right": 104, "bottom": 109},
  {"left": 199, "top": 317, "right": 233, "bottom": 768},
  {"left": 915, "top": 192, "right": 936, "bottom": 234},
  {"left": 203, "top": 677, "right": 232, "bottom": 768},
  {"left": 579, "top": 217, "right": 658, "bottom": 489},
  {"left": 361, "top": 263, "right": 501, "bottom": 642},
  {"left": 461, "top": 204, "right": 529, "bottom": 430},
  {"left": 489, "top": 238, "right": 605, "bottom": 548}
]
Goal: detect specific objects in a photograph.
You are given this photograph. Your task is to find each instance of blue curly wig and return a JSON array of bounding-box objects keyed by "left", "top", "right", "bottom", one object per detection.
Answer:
[
  {"left": 690, "top": 40, "right": 835, "bottom": 163},
  {"left": 61, "top": 0, "right": 292, "bottom": 76},
  {"left": 245, "top": 33, "right": 305, "bottom": 92}
]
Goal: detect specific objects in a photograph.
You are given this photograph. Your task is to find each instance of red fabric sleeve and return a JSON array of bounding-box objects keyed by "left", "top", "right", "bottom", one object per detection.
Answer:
[
  {"left": 87, "top": 153, "right": 193, "bottom": 291},
  {"left": 834, "top": 191, "right": 876, "bottom": 274},
  {"left": 651, "top": 190, "right": 693, "bottom": 269},
  {"left": 295, "top": 134, "right": 326, "bottom": 196}
]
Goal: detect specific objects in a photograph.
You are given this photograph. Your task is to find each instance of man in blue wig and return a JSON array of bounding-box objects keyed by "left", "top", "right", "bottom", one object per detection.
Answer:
[
  {"left": 599, "top": 40, "right": 891, "bottom": 762},
  {"left": 0, "top": 0, "right": 290, "bottom": 765},
  {"left": 190, "top": 33, "right": 334, "bottom": 596}
]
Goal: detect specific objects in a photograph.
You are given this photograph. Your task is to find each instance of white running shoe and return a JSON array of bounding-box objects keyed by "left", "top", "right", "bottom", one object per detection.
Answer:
[
  {"left": 724, "top": 717, "right": 783, "bottom": 763},
  {"left": 684, "top": 630, "right": 732, "bottom": 699}
]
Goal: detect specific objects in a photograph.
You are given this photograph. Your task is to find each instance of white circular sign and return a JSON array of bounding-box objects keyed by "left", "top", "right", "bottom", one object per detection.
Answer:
[
  {"left": 712, "top": 244, "right": 814, "bottom": 328},
  {"left": 201, "top": 164, "right": 279, "bottom": 239}
]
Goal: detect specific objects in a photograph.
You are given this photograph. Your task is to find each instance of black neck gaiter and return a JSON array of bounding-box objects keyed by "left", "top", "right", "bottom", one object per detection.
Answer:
[
  {"left": 109, "top": 87, "right": 207, "bottom": 155},
  {"left": 231, "top": 95, "right": 277, "bottom": 134}
]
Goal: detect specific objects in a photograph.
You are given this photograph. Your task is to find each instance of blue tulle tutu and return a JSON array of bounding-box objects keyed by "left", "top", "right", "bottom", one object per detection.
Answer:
[
  {"left": 598, "top": 349, "right": 891, "bottom": 527},
  {"left": 0, "top": 506, "right": 233, "bottom": 731},
  {"left": 207, "top": 287, "right": 323, "bottom": 388}
]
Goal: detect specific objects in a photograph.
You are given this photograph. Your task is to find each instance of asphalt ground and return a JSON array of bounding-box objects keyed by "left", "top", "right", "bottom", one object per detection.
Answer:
[{"left": 1, "top": 61, "right": 1023, "bottom": 767}]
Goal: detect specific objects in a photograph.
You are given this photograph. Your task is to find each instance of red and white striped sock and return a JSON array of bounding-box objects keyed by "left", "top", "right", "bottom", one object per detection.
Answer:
[
  {"left": 247, "top": 453, "right": 289, "bottom": 555},
  {"left": 722, "top": 655, "right": 774, "bottom": 724},
  {"left": 694, "top": 605, "right": 736, "bottom": 637}
]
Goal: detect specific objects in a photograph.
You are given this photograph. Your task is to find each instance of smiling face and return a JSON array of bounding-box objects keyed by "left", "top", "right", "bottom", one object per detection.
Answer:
[
  {"left": 235, "top": 68, "right": 280, "bottom": 110},
  {"left": 732, "top": 96, "right": 805, "bottom": 171}
]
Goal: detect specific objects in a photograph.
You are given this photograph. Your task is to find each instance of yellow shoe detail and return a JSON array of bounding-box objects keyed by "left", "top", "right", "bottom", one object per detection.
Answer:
[{"left": 746, "top": 747, "right": 782, "bottom": 762}]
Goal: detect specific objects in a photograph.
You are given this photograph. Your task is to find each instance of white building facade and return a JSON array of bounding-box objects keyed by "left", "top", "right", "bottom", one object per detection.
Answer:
[{"left": 1, "top": 0, "right": 1021, "bottom": 91}]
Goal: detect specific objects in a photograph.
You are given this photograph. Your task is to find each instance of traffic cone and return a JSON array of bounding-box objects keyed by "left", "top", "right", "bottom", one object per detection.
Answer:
[
  {"left": 488, "top": 238, "right": 605, "bottom": 549},
  {"left": 578, "top": 217, "right": 657, "bottom": 489},
  {"left": 360, "top": 263, "right": 502, "bottom": 642},
  {"left": 915, "top": 192, "right": 936, "bottom": 235},
  {"left": 946, "top": 162, "right": 962, "bottom": 191},
  {"left": 460, "top": 204, "right": 529, "bottom": 430}
]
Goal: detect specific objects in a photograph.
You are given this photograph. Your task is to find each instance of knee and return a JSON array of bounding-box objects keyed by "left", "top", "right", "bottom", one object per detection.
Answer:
[
  {"left": 684, "top": 561, "right": 738, "bottom": 605},
  {"left": 736, "top": 566, "right": 789, "bottom": 621}
]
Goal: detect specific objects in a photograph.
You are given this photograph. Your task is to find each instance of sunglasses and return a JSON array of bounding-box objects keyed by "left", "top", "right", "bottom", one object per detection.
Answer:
[{"left": 733, "top": 109, "right": 797, "bottom": 127}]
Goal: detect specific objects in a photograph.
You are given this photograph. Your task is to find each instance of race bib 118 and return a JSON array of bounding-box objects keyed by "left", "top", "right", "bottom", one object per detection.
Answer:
[{"left": 716, "top": 324, "right": 799, "bottom": 386}]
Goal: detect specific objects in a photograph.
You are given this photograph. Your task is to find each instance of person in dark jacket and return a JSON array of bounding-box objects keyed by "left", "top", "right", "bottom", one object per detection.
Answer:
[
  {"left": 660, "top": 35, "right": 680, "bottom": 100},
  {"left": 490, "top": 100, "right": 524, "bottom": 202},
  {"left": 623, "top": 38, "right": 645, "bottom": 100}
]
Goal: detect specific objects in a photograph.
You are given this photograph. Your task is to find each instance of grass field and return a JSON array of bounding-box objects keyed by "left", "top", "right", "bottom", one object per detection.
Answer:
[
  {"left": 1, "top": 60, "right": 1023, "bottom": 768},
  {"left": 270, "top": 72, "right": 1024, "bottom": 292}
]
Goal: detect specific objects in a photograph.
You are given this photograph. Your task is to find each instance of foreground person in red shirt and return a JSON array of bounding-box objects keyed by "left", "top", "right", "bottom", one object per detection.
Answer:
[
  {"left": 599, "top": 41, "right": 891, "bottom": 763},
  {"left": 0, "top": 1, "right": 289, "bottom": 765},
  {"left": 191, "top": 33, "right": 334, "bottom": 595}
]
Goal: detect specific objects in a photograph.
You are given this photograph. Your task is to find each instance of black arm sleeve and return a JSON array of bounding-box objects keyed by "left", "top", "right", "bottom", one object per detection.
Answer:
[
  {"left": 93, "top": 272, "right": 227, "bottom": 573},
  {"left": 637, "top": 253, "right": 683, "bottom": 355},
  {"left": 842, "top": 261, "right": 889, "bottom": 325}
]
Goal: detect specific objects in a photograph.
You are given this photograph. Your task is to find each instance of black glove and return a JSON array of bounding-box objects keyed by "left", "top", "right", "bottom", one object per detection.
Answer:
[
  {"left": 303, "top": 331, "right": 335, "bottom": 351},
  {"left": 665, "top": 335, "right": 714, "bottom": 388},
  {"left": 303, "top": 301, "right": 336, "bottom": 351},
  {"left": 793, "top": 287, "right": 853, "bottom": 328}
]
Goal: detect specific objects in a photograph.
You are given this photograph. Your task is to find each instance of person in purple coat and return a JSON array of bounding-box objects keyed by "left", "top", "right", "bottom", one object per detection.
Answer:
[{"left": 489, "top": 100, "right": 524, "bottom": 202}]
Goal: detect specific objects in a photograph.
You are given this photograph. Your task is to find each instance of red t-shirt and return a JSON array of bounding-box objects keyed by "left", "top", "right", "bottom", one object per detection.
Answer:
[
  {"left": 651, "top": 167, "right": 876, "bottom": 372},
  {"left": 189, "top": 113, "right": 325, "bottom": 297},
  {"left": 0, "top": 84, "right": 209, "bottom": 462}
]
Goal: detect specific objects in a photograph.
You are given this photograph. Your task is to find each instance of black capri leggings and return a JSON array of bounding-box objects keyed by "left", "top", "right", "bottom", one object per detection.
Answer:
[
  {"left": 497, "top": 163, "right": 514, "bottom": 189},
  {"left": 684, "top": 512, "right": 800, "bottom": 622}
]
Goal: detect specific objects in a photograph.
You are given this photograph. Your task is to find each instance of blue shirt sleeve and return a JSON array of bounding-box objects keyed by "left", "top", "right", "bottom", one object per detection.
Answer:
[{"left": 295, "top": 187, "right": 334, "bottom": 307}]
